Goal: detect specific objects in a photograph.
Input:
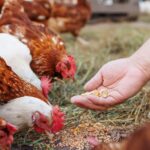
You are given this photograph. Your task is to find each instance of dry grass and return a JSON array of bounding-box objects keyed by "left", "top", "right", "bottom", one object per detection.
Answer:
[{"left": 13, "top": 23, "right": 150, "bottom": 150}]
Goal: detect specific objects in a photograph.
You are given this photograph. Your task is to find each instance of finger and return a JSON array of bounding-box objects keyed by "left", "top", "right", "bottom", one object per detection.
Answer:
[
  {"left": 84, "top": 70, "right": 103, "bottom": 91},
  {"left": 71, "top": 95, "right": 107, "bottom": 110},
  {"left": 86, "top": 95, "right": 122, "bottom": 107},
  {"left": 74, "top": 100, "right": 107, "bottom": 111}
]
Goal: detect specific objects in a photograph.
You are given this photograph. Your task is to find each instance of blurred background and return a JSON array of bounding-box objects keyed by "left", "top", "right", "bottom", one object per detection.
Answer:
[{"left": 89, "top": 0, "right": 149, "bottom": 22}]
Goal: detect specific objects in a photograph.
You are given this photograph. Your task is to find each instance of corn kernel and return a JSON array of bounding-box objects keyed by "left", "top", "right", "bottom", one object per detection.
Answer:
[{"left": 82, "top": 89, "right": 109, "bottom": 98}]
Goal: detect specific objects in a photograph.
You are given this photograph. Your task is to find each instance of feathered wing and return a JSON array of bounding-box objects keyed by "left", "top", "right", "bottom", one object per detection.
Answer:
[
  {"left": 22, "top": 0, "right": 52, "bottom": 23},
  {"left": 0, "top": 57, "right": 48, "bottom": 103},
  {"left": 0, "top": 33, "right": 42, "bottom": 90}
]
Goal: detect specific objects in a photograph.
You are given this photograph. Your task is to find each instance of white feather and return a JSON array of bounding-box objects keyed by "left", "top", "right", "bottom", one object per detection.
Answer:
[
  {"left": 0, "top": 33, "right": 41, "bottom": 90},
  {"left": 0, "top": 96, "right": 52, "bottom": 130}
]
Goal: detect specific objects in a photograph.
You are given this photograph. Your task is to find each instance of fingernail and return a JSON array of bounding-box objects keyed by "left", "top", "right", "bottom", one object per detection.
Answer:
[
  {"left": 71, "top": 97, "right": 76, "bottom": 103},
  {"left": 84, "top": 83, "right": 90, "bottom": 90}
]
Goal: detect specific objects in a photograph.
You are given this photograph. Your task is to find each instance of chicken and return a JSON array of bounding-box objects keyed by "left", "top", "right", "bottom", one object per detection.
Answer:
[
  {"left": 0, "top": 0, "right": 76, "bottom": 82},
  {"left": 0, "top": 96, "right": 64, "bottom": 135},
  {"left": 0, "top": 118, "right": 17, "bottom": 150},
  {"left": 49, "top": 0, "right": 91, "bottom": 37},
  {"left": 0, "top": 56, "right": 47, "bottom": 102},
  {"left": 0, "top": 33, "right": 51, "bottom": 97},
  {"left": 92, "top": 123, "right": 150, "bottom": 150}
]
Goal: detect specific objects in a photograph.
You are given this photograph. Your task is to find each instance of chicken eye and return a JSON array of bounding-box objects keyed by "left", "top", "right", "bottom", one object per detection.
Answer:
[
  {"left": 41, "top": 117, "right": 49, "bottom": 124},
  {"left": 41, "top": 120, "right": 47, "bottom": 124},
  {"left": 66, "top": 62, "right": 71, "bottom": 69},
  {"left": 62, "top": 66, "right": 67, "bottom": 70}
]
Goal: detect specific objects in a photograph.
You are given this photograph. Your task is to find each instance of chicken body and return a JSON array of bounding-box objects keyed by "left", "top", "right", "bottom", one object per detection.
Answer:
[
  {"left": 0, "top": 56, "right": 47, "bottom": 102},
  {"left": 0, "top": 0, "right": 76, "bottom": 80},
  {"left": 0, "top": 96, "right": 52, "bottom": 130},
  {"left": 0, "top": 33, "right": 41, "bottom": 90},
  {"left": 49, "top": 0, "right": 91, "bottom": 37}
]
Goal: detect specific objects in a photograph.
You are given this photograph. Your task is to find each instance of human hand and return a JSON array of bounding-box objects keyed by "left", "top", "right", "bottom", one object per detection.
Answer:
[{"left": 71, "top": 58, "right": 149, "bottom": 110}]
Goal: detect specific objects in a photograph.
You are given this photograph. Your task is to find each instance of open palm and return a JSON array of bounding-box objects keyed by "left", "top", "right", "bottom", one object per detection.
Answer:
[{"left": 71, "top": 58, "right": 148, "bottom": 110}]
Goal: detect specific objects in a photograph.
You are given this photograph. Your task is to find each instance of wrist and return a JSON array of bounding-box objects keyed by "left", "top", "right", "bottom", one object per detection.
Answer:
[
  {"left": 129, "top": 39, "right": 150, "bottom": 82},
  {"left": 129, "top": 54, "right": 150, "bottom": 82}
]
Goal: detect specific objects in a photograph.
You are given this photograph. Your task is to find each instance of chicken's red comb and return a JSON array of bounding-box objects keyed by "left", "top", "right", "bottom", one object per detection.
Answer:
[
  {"left": 67, "top": 55, "right": 76, "bottom": 79},
  {"left": 0, "top": 123, "right": 17, "bottom": 149},
  {"left": 6, "top": 123, "right": 17, "bottom": 135},
  {"left": 50, "top": 105, "right": 65, "bottom": 133},
  {"left": 41, "top": 76, "right": 52, "bottom": 97}
]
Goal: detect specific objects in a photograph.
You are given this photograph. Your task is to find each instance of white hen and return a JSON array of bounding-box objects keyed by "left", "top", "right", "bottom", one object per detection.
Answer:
[
  {"left": 0, "top": 96, "right": 64, "bottom": 134},
  {"left": 0, "top": 96, "right": 52, "bottom": 130},
  {"left": 0, "top": 33, "right": 41, "bottom": 90}
]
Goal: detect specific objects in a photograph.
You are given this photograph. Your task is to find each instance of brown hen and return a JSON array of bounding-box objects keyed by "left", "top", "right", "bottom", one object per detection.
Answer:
[
  {"left": 0, "top": 0, "right": 76, "bottom": 81},
  {"left": 49, "top": 0, "right": 91, "bottom": 37}
]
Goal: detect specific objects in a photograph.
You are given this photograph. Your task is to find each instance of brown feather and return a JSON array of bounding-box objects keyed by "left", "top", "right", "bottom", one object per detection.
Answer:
[
  {"left": 0, "top": 57, "right": 48, "bottom": 104},
  {"left": 22, "top": 0, "right": 52, "bottom": 23},
  {"left": 0, "top": 0, "right": 52, "bottom": 24}
]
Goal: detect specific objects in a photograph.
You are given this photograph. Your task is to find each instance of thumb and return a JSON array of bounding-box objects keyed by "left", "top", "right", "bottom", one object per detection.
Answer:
[{"left": 84, "top": 70, "right": 103, "bottom": 91}]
